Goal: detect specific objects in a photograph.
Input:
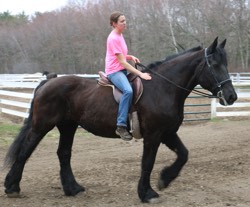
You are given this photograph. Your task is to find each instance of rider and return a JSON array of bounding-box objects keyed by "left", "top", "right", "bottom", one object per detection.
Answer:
[{"left": 105, "top": 11, "right": 152, "bottom": 141}]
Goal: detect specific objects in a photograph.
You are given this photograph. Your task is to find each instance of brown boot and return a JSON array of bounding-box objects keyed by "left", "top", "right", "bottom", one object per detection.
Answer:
[{"left": 115, "top": 126, "right": 133, "bottom": 141}]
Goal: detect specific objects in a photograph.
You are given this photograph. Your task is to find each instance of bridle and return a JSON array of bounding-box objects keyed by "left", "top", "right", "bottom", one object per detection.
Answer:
[
  {"left": 135, "top": 48, "right": 232, "bottom": 105},
  {"left": 204, "top": 48, "right": 232, "bottom": 105}
]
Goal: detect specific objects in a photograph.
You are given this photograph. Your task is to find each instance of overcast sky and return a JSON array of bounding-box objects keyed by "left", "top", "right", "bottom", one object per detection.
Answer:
[{"left": 0, "top": 0, "right": 68, "bottom": 15}]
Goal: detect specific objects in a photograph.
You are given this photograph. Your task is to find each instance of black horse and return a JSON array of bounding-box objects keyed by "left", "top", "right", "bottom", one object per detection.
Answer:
[{"left": 4, "top": 37, "right": 237, "bottom": 203}]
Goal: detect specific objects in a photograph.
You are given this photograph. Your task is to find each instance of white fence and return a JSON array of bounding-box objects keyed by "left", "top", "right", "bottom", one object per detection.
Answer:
[
  {"left": 0, "top": 73, "right": 99, "bottom": 89},
  {"left": 0, "top": 73, "right": 250, "bottom": 121},
  {"left": 211, "top": 88, "right": 250, "bottom": 118},
  {"left": 0, "top": 73, "right": 99, "bottom": 119},
  {"left": 230, "top": 72, "right": 250, "bottom": 84}
]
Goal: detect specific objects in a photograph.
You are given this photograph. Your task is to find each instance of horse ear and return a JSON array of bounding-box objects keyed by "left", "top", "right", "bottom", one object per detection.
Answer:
[
  {"left": 218, "top": 39, "right": 227, "bottom": 48},
  {"left": 207, "top": 37, "right": 218, "bottom": 54}
]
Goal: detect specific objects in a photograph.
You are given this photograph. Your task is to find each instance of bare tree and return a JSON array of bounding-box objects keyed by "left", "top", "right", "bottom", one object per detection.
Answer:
[{"left": 0, "top": 0, "right": 249, "bottom": 74}]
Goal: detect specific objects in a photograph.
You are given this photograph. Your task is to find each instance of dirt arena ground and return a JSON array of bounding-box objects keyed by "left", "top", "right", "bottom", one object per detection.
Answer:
[{"left": 0, "top": 118, "right": 249, "bottom": 207}]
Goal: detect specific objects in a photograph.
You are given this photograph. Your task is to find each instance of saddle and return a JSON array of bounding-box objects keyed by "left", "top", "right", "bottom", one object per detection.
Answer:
[
  {"left": 97, "top": 71, "right": 143, "bottom": 104},
  {"left": 97, "top": 71, "right": 143, "bottom": 139}
]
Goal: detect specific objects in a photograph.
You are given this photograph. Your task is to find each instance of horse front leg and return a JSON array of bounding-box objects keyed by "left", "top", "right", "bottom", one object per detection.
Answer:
[
  {"left": 57, "top": 122, "right": 85, "bottom": 196},
  {"left": 158, "top": 133, "right": 188, "bottom": 190},
  {"left": 138, "top": 140, "right": 160, "bottom": 203}
]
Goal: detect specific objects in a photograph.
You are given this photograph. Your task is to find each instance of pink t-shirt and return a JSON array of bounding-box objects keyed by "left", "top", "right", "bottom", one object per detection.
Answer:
[{"left": 105, "top": 30, "right": 128, "bottom": 75}]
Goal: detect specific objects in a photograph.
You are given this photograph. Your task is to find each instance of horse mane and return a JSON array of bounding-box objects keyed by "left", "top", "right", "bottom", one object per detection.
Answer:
[{"left": 146, "top": 46, "right": 203, "bottom": 70}]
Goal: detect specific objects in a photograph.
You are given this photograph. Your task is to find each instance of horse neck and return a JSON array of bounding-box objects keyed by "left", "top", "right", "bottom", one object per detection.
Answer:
[{"left": 158, "top": 50, "right": 204, "bottom": 98}]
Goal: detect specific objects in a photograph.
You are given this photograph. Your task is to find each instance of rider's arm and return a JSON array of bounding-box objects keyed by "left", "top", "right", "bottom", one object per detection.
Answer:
[{"left": 116, "top": 53, "right": 151, "bottom": 80}]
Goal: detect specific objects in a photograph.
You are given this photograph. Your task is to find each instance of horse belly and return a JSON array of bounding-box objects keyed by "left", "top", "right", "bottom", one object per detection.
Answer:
[{"left": 76, "top": 94, "right": 119, "bottom": 138}]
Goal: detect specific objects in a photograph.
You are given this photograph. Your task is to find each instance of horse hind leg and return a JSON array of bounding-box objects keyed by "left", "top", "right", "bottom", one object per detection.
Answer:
[
  {"left": 56, "top": 122, "right": 85, "bottom": 196},
  {"left": 158, "top": 133, "right": 189, "bottom": 190},
  {"left": 4, "top": 128, "right": 48, "bottom": 197}
]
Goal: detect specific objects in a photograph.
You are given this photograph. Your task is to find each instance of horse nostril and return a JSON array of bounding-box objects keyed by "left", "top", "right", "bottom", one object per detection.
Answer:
[{"left": 228, "top": 94, "right": 237, "bottom": 105}]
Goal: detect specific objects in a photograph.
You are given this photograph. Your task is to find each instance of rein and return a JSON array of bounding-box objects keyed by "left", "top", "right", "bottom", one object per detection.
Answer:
[
  {"left": 135, "top": 62, "right": 216, "bottom": 98},
  {"left": 135, "top": 48, "right": 232, "bottom": 102}
]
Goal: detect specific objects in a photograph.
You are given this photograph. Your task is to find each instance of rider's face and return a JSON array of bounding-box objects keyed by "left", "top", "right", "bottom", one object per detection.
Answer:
[{"left": 114, "top": 15, "right": 126, "bottom": 31}]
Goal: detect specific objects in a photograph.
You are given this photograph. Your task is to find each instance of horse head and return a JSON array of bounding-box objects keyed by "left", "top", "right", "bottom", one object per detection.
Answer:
[{"left": 197, "top": 37, "right": 237, "bottom": 106}]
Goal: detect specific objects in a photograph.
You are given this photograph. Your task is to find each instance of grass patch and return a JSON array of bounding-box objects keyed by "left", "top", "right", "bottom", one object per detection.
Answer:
[{"left": 0, "top": 123, "right": 21, "bottom": 146}]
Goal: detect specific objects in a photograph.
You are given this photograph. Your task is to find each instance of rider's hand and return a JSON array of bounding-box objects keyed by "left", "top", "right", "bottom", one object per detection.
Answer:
[
  {"left": 139, "top": 73, "right": 152, "bottom": 80},
  {"left": 131, "top": 55, "right": 140, "bottom": 64}
]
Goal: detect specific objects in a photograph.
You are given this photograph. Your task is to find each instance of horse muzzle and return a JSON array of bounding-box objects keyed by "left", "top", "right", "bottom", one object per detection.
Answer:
[{"left": 217, "top": 89, "right": 237, "bottom": 106}]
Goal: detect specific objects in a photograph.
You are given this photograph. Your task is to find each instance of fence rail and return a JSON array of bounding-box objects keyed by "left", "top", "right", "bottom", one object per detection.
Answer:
[
  {"left": 211, "top": 92, "right": 250, "bottom": 118},
  {"left": 230, "top": 72, "right": 250, "bottom": 83},
  {"left": 1, "top": 73, "right": 250, "bottom": 122}
]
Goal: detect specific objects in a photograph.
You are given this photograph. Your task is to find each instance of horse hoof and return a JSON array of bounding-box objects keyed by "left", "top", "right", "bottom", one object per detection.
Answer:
[
  {"left": 158, "top": 179, "right": 165, "bottom": 190},
  {"left": 6, "top": 192, "right": 21, "bottom": 198},
  {"left": 141, "top": 188, "right": 160, "bottom": 203},
  {"left": 148, "top": 197, "right": 162, "bottom": 204},
  {"left": 65, "top": 185, "right": 85, "bottom": 196}
]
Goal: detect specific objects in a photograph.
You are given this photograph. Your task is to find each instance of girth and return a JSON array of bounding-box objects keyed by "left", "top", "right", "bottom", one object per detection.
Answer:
[{"left": 97, "top": 71, "right": 143, "bottom": 104}]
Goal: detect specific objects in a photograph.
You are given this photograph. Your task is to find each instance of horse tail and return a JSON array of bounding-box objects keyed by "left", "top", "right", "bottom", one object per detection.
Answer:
[{"left": 3, "top": 80, "right": 48, "bottom": 168}]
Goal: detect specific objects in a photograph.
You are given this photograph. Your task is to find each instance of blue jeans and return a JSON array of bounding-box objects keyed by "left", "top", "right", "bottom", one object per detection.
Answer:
[{"left": 108, "top": 70, "right": 133, "bottom": 127}]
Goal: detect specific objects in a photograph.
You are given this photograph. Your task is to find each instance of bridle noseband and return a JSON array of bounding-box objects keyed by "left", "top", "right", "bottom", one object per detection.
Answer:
[{"left": 136, "top": 48, "right": 232, "bottom": 105}]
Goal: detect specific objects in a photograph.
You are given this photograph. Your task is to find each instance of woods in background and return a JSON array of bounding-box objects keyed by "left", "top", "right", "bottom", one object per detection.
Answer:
[{"left": 0, "top": 0, "right": 249, "bottom": 74}]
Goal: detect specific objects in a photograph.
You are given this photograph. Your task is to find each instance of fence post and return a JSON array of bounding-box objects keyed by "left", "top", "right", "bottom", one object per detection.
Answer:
[
  {"left": 211, "top": 98, "right": 217, "bottom": 119},
  {"left": 236, "top": 73, "right": 240, "bottom": 83}
]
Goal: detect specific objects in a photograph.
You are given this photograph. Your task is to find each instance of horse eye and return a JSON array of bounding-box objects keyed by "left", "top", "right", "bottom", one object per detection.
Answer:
[{"left": 212, "top": 63, "right": 219, "bottom": 67}]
